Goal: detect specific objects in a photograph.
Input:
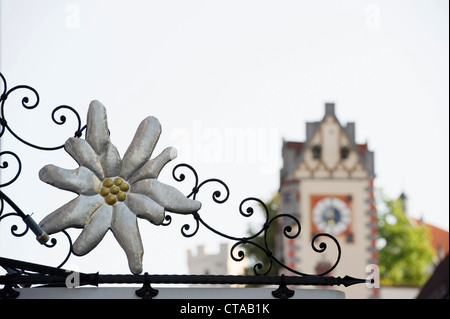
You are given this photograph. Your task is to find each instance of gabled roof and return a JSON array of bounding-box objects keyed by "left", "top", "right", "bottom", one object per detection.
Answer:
[{"left": 281, "top": 103, "right": 375, "bottom": 181}]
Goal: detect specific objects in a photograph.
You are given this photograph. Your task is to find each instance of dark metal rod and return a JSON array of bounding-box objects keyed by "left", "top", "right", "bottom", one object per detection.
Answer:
[
  {"left": 99, "top": 274, "right": 367, "bottom": 287},
  {"left": 0, "top": 257, "right": 368, "bottom": 288},
  {"left": 1, "top": 273, "right": 368, "bottom": 287},
  {"left": 0, "top": 190, "right": 27, "bottom": 219}
]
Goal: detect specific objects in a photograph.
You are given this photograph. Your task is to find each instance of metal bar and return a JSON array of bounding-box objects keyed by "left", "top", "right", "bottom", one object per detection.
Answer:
[
  {"left": 99, "top": 274, "right": 367, "bottom": 287},
  {"left": 22, "top": 215, "right": 49, "bottom": 244},
  {"left": 0, "top": 257, "right": 70, "bottom": 277},
  {"left": 0, "top": 272, "right": 368, "bottom": 287},
  {"left": 0, "top": 257, "right": 368, "bottom": 288}
]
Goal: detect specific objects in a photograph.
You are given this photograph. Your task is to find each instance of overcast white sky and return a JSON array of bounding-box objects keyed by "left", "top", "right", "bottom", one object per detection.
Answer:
[{"left": 0, "top": 0, "right": 448, "bottom": 277}]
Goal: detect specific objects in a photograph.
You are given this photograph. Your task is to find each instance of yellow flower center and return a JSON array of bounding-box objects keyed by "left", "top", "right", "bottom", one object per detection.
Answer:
[{"left": 100, "top": 177, "right": 130, "bottom": 206}]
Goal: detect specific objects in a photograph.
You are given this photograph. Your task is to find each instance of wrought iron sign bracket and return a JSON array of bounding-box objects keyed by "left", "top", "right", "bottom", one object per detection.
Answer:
[
  {"left": 0, "top": 256, "right": 368, "bottom": 299},
  {"left": 0, "top": 72, "right": 369, "bottom": 299}
]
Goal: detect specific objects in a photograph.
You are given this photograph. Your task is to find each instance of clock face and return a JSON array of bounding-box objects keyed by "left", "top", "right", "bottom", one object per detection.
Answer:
[{"left": 312, "top": 197, "right": 351, "bottom": 235}]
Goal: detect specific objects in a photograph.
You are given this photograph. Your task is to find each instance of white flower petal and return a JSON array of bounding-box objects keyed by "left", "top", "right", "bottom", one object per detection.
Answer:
[
  {"left": 119, "top": 116, "right": 161, "bottom": 180},
  {"left": 131, "top": 179, "right": 201, "bottom": 214},
  {"left": 125, "top": 193, "right": 165, "bottom": 225},
  {"left": 128, "top": 147, "right": 177, "bottom": 184},
  {"left": 39, "top": 165, "right": 101, "bottom": 195},
  {"left": 100, "top": 143, "right": 121, "bottom": 178},
  {"left": 86, "top": 100, "right": 111, "bottom": 156},
  {"left": 72, "top": 204, "right": 113, "bottom": 256},
  {"left": 64, "top": 137, "right": 104, "bottom": 180},
  {"left": 111, "top": 203, "right": 144, "bottom": 274},
  {"left": 39, "top": 195, "right": 104, "bottom": 235}
]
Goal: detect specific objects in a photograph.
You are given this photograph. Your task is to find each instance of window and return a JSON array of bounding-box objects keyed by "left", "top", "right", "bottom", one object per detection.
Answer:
[
  {"left": 312, "top": 145, "right": 321, "bottom": 159},
  {"left": 341, "top": 146, "right": 350, "bottom": 159},
  {"left": 283, "top": 192, "right": 292, "bottom": 205},
  {"left": 346, "top": 232, "right": 354, "bottom": 243}
]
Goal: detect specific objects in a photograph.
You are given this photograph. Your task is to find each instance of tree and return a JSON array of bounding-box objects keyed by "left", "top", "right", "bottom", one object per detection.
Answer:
[
  {"left": 243, "top": 193, "right": 280, "bottom": 276},
  {"left": 376, "top": 191, "right": 435, "bottom": 286}
]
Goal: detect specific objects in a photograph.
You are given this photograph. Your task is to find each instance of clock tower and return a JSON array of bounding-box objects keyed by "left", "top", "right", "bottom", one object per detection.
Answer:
[{"left": 278, "top": 103, "right": 377, "bottom": 298}]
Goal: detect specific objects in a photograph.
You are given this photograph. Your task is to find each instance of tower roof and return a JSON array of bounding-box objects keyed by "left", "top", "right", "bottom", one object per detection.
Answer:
[{"left": 281, "top": 103, "right": 375, "bottom": 182}]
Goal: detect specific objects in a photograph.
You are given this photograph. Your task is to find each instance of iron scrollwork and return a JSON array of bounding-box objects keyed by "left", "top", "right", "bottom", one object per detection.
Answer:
[
  {"left": 0, "top": 71, "right": 342, "bottom": 275},
  {"left": 0, "top": 72, "right": 82, "bottom": 269},
  {"left": 169, "top": 163, "right": 342, "bottom": 277},
  {"left": 0, "top": 72, "right": 367, "bottom": 300}
]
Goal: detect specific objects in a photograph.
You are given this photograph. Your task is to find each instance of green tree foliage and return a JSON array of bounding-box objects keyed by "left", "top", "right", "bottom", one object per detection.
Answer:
[
  {"left": 243, "top": 193, "right": 280, "bottom": 276},
  {"left": 377, "top": 192, "right": 435, "bottom": 286}
]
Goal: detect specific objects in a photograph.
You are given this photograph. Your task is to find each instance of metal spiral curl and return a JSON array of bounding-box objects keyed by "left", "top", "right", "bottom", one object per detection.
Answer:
[
  {"left": 169, "top": 163, "right": 230, "bottom": 238},
  {"left": 0, "top": 151, "right": 21, "bottom": 188},
  {"left": 0, "top": 72, "right": 84, "bottom": 150},
  {"left": 0, "top": 211, "right": 29, "bottom": 238},
  {"left": 170, "top": 163, "right": 343, "bottom": 277},
  {"left": 311, "top": 233, "right": 341, "bottom": 276},
  {"left": 49, "top": 230, "right": 74, "bottom": 269},
  {"left": 231, "top": 239, "right": 274, "bottom": 276},
  {"left": 0, "top": 72, "right": 82, "bottom": 269}
]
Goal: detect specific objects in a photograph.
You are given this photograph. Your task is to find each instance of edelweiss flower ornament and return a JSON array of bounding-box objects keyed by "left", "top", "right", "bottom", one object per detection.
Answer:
[{"left": 39, "top": 100, "right": 201, "bottom": 274}]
